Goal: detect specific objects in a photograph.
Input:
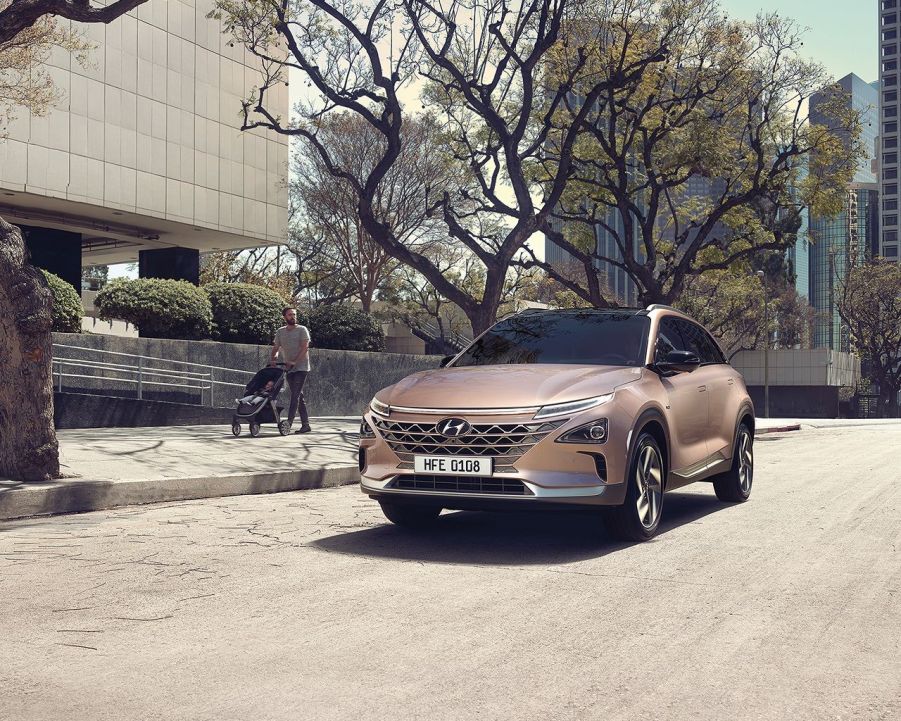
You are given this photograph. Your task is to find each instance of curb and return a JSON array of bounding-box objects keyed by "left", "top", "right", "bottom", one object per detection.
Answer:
[
  {"left": 0, "top": 465, "right": 360, "bottom": 522},
  {"left": 755, "top": 424, "right": 802, "bottom": 435}
]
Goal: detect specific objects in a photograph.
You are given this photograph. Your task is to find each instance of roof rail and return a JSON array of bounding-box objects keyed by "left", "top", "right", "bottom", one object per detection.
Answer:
[{"left": 645, "top": 304, "right": 681, "bottom": 313}]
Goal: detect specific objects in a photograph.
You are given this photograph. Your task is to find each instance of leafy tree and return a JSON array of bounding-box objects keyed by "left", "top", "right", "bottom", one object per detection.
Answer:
[
  {"left": 528, "top": 3, "right": 862, "bottom": 309},
  {"left": 81, "top": 264, "right": 108, "bottom": 291},
  {"left": 837, "top": 261, "right": 901, "bottom": 418},
  {"left": 0, "top": 0, "right": 151, "bottom": 482},
  {"left": 41, "top": 268, "right": 83, "bottom": 333},
  {"left": 212, "top": 0, "right": 670, "bottom": 334}
]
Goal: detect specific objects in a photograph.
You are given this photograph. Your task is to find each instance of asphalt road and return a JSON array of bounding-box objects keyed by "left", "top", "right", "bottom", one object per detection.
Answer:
[{"left": 2, "top": 424, "right": 900, "bottom": 721}]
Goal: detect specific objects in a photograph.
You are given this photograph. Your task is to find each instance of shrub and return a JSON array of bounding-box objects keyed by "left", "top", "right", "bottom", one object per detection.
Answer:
[
  {"left": 205, "top": 282, "right": 285, "bottom": 345},
  {"left": 302, "top": 305, "right": 385, "bottom": 352},
  {"left": 40, "top": 269, "right": 83, "bottom": 333},
  {"left": 95, "top": 278, "right": 212, "bottom": 340}
]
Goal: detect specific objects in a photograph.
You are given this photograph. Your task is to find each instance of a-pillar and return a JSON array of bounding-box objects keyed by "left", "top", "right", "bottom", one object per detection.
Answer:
[
  {"left": 138, "top": 247, "right": 200, "bottom": 285},
  {"left": 20, "top": 225, "right": 83, "bottom": 293}
]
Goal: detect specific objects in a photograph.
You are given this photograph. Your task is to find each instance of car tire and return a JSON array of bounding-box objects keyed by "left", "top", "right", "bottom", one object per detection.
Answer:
[
  {"left": 603, "top": 432, "right": 665, "bottom": 542},
  {"left": 379, "top": 501, "right": 442, "bottom": 529},
  {"left": 712, "top": 423, "right": 753, "bottom": 503}
]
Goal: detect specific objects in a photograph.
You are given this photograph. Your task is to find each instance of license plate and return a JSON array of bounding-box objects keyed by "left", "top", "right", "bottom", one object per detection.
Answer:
[{"left": 413, "top": 455, "right": 493, "bottom": 476}]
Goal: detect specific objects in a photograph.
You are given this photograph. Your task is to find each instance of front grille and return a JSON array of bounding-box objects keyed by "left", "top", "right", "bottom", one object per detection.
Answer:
[
  {"left": 372, "top": 417, "right": 567, "bottom": 473},
  {"left": 389, "top": 474, "right": 531, "bottom": 496}
]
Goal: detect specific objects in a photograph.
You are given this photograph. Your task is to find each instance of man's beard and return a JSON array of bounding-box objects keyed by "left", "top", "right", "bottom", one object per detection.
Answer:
[{"left": 286, "top": 318, "right": 296, "bottom": 326}]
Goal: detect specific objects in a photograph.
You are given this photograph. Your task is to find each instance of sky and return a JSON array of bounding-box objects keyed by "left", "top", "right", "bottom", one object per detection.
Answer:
[{"left": 720, "top": 0, "right": 878, "bottom": 83}]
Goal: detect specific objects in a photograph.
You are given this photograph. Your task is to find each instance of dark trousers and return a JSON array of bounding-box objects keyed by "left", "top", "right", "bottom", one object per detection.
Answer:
[{"left": 286, "top": 370, "right": 310, "bottom": 426}]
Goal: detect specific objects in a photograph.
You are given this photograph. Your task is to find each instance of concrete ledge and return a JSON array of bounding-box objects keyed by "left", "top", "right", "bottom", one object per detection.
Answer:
[
  {"left": 755, "top": 424, "right": 802, "bottom": 435},
  {"left": 0, "top": 465, "right": 359, "bottom": 521}
]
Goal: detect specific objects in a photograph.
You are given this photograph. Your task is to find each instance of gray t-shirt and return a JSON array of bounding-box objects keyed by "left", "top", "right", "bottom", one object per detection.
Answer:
[{"left": 274, "top": 324, "right": 311, "bottom": 372}]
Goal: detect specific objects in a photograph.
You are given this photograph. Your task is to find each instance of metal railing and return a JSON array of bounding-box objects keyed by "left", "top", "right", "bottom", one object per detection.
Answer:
[
  {"left": 51, "top": 344, "right": 259, "bottom": 408},
  {"left": 411, "top": 320, "right": 471, "bottom": 351}
]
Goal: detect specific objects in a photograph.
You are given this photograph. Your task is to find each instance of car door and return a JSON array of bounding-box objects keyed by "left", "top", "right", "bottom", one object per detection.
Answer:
[
  {"left": 655, "top": 317, "right": 710, "bottom": 472},
  {"left": 675, "top": 319, "right": 734, "bottom": 460}
]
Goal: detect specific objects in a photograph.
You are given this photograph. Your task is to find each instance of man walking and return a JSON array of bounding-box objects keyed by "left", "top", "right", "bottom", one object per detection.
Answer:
[{"left": 270, "top": 307, "right": 312, "bottom": 434}]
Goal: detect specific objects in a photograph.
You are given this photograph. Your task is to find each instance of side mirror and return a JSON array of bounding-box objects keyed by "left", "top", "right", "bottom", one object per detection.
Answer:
[
  {"left": 439, "top": 355, "right": 454, "bottom": 368},
  {"left": 658, "top": 350, "right": 700, "bottom": 373}
]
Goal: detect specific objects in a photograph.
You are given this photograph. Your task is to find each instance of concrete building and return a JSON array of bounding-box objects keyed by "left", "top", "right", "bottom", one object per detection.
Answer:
[
  {"left": 0, "top": 0, "right": 289, "bottom": 291},
  {"left": 881, "top": 0, "right": 901, "bottom": 261},
  {"left": 809, "top": 74, "right": 880, "bottom": 351}
]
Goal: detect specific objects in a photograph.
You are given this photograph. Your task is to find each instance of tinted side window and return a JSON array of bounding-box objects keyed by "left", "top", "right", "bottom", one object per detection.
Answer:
[
  {"left": 655, "top": 317, "right": 686, "bottom": 361},
  {"left": 676, "top": 320, "right": 723, "bottom": 364}
]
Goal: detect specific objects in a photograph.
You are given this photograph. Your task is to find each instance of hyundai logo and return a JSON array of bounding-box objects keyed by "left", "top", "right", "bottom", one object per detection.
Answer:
[{"left": 437, "top": 417, "right": 472, "bottom": 438}]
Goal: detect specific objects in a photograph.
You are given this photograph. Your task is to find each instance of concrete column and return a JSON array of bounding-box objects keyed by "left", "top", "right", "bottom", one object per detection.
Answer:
[
  {"left": 138, "top": 247, "right": 200, "bottom": 285},
  {"left": 20, "top": 225, "right": 83, "bottom": 292}
]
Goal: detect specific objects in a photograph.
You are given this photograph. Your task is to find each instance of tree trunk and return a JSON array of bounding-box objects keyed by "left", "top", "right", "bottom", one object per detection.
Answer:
[{"left": 0, "top": 218, "right": 60, "bottom": 481}]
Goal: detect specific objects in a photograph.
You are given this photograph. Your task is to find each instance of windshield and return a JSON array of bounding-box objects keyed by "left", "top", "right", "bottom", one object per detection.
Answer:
[{"left": 452, "top": 311, "right": 650, "bottom": 367}]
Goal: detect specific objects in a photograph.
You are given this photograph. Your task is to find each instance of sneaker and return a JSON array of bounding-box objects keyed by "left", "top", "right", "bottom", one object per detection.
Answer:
[{"left": 295, "top": 425, "right": 312, "bottom": 434}]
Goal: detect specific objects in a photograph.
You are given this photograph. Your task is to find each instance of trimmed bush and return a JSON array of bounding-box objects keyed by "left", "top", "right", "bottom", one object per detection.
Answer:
[
  {"left": 40, "top": 269, "right": 83, "bottom": 333},
  {"left": 302, "top": 305, "right": 385, "bottom": 352},
  {"left": 205, "top": 282, "right": 285, "bottom": 345},
  {"left": 95, "top": 278, "right": 212, "bottom": 340}
]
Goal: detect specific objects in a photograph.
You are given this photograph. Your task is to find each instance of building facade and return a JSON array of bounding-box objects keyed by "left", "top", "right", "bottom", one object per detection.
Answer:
[
  {"left": 808, "top": 74, "right": 880, "bottom": 351},
  {"left": 0, "top": 0, "right": 289, "bottom": 290},
  {"left": 880, "top": 0, "right": 900, "bottom": 261}
]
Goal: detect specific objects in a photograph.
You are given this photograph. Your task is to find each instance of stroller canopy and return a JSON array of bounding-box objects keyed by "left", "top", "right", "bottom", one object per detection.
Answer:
[{"left": 244, "top": 366, "right": 284, "bottom": 395}]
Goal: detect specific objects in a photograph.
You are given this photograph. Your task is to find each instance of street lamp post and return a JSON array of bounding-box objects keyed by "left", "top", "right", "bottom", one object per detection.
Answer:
[{"left": 756, "top": 270, "right": 769, "bottom": 418}]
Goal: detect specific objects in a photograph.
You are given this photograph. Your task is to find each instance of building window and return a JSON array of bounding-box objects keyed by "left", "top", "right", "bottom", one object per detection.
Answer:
[
  {"left": 886, "top": 123, "right": 899, "bottom": 135},
  {"left": 886, "top": 136, "right": 899, "bottom": 148},
  {"left": 886, "top": 76, "right": 899, "bottom": 88},
  {"left": 886, "top": 13, "right": 899, "bottom": 24},
  {"left": 885, "top": 152, "right": 898, "bottom": 165},
  {"left": 886, "top": 0, "right": 898, "bottom": 10},
  {"left": 886, "top": 245, "right": 899, "bottom": 257},
  {"left": 885, "top": 198, "right": 899, "bottom": 210},
  {"left": 884, "top": 183, "right": 898, "bottom": 195},
  {"left": 886, "top": 90, "right": 899, "bottom": 103},
  {"left": 886, "top": 30, "right": 898, "bottom": 42},
  {"left": 888, "top": 169, "right": 899, "bottom": 181},
  {"left": 888, "top": 105, "right": 899, "bottom": 118},
  {"left": 884, "top": 230, "right": 898, "bottom": 243},
  {"left": 885, "top": 59, "right": 899, "bottom": 72},
  {"left": 884, "top": 44, "right": 898, "bottom": 56},
  {"left": 886, "top": 214, "right": 898, "bottom": 226}
]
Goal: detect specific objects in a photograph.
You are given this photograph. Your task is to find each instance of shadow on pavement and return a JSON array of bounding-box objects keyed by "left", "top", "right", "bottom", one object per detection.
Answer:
[{"left": 312, "top": 490, "right": 728, "bottom": 566}]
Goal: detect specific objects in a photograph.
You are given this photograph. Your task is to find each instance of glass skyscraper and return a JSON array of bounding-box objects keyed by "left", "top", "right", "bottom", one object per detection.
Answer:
[
  {"left": 808, "top": 74, "right": 880, "bottom": 351},
  {"left": 880, "top": 0, "right": 900, "bottom": 261}
]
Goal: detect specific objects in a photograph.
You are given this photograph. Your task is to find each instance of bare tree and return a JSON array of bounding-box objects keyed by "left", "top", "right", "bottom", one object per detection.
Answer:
[
  {"left": 527, "top": 2, "right": 863, "bottom": 308},
  {"left": 212, "top": 0, "right": 669, "bottom": 333},
  {"left": 0, "top": 0, "right": 150, "bottom": 481}
]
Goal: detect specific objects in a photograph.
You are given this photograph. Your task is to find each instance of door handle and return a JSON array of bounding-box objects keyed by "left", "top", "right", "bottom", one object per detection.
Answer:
[
  {"left": 697, "top": 385, "right": 707, "bottom": 392},
  {"left": 727, "top": 378, "right": 735, "bottom": 385}
]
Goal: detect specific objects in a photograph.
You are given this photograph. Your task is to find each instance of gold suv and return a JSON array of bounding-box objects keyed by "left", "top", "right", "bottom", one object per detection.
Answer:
[{"left": 359, "top": 306, "right": 755, "bottom": 541}]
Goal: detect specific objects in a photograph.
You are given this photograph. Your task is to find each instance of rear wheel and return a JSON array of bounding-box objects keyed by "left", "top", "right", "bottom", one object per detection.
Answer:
[
  {"left": 713, "top": 424, "right": 753, "bottom": 502},
  {"left": 249, "top": 422, "right": 261, "bottom": 438},
  {"left": 278, "top": 420, "right": 291, "bottom": 436},
  {"left": 603, "top": 432, "right": 665, "bottom": 542},
  {"left": 231, "top": 422, "right": 241, "bottom": 437},
  {"left": 379, "top": 501, "right": 442, "bottom": 529}
]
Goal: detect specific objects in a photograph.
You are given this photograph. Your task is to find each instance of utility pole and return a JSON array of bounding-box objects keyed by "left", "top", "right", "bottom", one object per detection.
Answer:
[{"left": 756, "top": 270, "right": 770, "bottom": 418}]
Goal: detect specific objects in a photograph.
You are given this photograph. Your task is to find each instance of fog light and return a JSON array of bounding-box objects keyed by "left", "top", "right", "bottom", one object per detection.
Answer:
[
  {"left": 556, "top": 418, "right": 609, "bottom": 444},
  {"left": 588, "top": 423, "right": 607, "bottom": 440}
]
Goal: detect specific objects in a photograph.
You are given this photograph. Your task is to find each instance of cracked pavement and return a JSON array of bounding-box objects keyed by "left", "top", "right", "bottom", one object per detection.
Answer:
[{"left": 1, "top": 424, "right": 900, "bottom": 721}]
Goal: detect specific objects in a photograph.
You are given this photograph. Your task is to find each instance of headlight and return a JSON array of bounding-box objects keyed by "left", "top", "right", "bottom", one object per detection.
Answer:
[
  {"left": 556, "top": 418, "right": 608, "bottom": 444},
  {"left": 534, "top": 393, "right": 613, "bottom": 420},
  {"left": 370, "top": 397, "right": 390, "bottom": 417}
]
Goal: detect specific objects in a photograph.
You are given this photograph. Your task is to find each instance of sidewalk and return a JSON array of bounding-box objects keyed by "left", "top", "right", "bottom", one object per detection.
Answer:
[
  {"left": 1, "top": 416, "right": 895, "bottom": 521},
  {"left": 0, "top": 418, "right": 361, "bottom": 521}
]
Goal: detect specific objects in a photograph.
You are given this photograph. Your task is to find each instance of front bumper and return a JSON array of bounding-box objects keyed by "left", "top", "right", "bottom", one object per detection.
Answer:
[{"left": 358, "top": 408, "right": 629, "bottom": 509}]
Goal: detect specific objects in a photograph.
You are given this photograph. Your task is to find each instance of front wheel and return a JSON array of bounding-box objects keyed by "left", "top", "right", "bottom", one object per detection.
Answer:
[
  {"left": 249, "top": 422, "right": 261, "bottom": 438},
  {"left": 603, "top": 432, "right": 665, "bottom": 542},
  {"left": 379, "top": 501, "right": 442, "bottom": 529},
  {"left": 712, "top": 424, "right": 753, "bottom": 502},
  {"left": 231, "top": 422, "right": 241, "bottom": 437},
  {"left": 278, "top": 420, "right": 291, "bottom": 436}
]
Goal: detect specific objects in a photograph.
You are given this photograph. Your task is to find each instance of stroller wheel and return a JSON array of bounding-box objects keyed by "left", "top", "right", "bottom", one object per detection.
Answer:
[
  {"left": 249, "top": 422, "right": 262, "bottom": 437},
  {"left": 278, "top": 420, "right": 291, "bottom": 436},
  {"left": 231, "top": 422, "right": 241, "bottom": 437}
]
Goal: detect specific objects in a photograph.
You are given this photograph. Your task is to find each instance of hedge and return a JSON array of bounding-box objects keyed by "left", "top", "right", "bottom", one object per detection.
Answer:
[
  {"left": 205, "top": 282, "right": 285, "bottom": 345},
  {"left": 40, "top": 269, "right": 83, "bottom": 333},
  {"left": 95, "top": 278, "right": 212, "bottom": 340},
  {"left": 301, "top": 304, "right": 385, "bottom": 352}
]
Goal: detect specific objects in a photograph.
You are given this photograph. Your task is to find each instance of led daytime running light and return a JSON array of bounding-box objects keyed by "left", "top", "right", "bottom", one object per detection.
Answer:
[{"left": 534, "top": 393, "right": 614, "bottom": 420}]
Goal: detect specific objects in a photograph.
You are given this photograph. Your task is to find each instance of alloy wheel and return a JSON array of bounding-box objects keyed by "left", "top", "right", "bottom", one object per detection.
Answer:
[
  {"left": 635, "top": 444, "right": 663, "bottom": 529},
  {"left": 738, "top": 429, "right": 753, "bottom": 494}
]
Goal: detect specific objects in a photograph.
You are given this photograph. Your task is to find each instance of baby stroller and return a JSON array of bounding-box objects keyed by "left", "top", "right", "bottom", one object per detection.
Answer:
[{"left": 231, "top": 364, "right": 291, "bottom": 437}]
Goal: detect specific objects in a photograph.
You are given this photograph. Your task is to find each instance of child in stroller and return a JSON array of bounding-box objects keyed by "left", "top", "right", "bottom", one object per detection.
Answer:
[{"left": 231, "top": 364, "right": 292, "bottom": 437}]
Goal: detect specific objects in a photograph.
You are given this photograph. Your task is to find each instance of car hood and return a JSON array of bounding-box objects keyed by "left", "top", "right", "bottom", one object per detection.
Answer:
[{"left": 379, "top": 364, "right": 643, "bottom": 410}]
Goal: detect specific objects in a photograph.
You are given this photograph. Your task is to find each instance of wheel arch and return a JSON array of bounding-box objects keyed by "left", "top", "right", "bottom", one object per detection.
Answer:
[{"left": 626, "top": 407, "right": 671, "bottom": 490}]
